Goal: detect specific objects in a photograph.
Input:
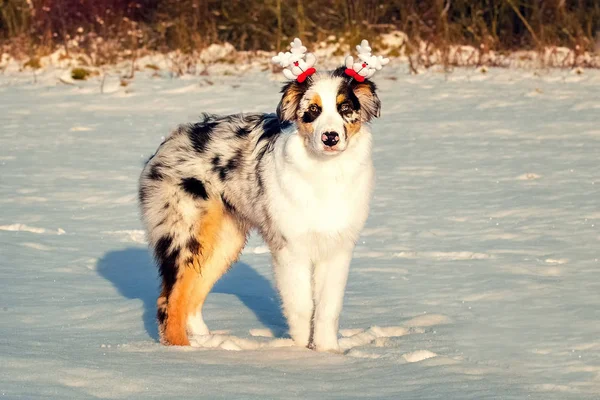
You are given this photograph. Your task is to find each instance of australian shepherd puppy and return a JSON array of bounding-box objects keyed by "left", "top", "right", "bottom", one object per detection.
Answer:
[{"left": 138, "top": 66, "right": 380, "bottom": 352}]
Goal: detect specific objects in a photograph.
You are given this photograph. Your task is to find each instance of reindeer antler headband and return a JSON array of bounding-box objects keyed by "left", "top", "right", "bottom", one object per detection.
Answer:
[
  {"left": 271, "top": 38, "right": 317, "bottom": 83},
  {"left": 344, "top": 39, "right": 390, "bottom": 82},
  {"left": 272, "top": 38, "right": 389, "bottom": 83}
]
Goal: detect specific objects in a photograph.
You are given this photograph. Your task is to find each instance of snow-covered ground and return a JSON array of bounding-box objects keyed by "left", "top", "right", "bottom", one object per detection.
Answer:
[{"left": 1, "top": 66, "right": 599, "bottom": 399}]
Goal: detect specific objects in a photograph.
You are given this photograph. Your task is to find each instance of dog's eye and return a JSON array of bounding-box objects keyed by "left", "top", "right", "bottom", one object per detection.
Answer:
[
  {"left": 309, "top": 104, "right": 319, "bottom": 113},
  {"left": 340, "top": 103, "right": 351, "bottom": 113}
]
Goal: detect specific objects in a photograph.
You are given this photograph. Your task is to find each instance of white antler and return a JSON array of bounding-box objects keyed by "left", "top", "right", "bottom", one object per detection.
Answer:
[
  {"left": 344, "top": 39, "right": 389, "bottom": 81},
  {"left": 356, "top": 39, "right": 372, "bottom": 56},
  {"left": 271, "top": 38, "right": 317, "bottom": 83}
]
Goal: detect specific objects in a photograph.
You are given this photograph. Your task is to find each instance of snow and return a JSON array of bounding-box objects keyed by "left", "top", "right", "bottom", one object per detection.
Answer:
[
  {"left": 2, "top": 34, "right": 600, "bottom": 80},
  {"left": 1, "top": 65, "right": 599, "bottom": 399},
  {"left": 402, "top": 350, "right": 438, "bottom": 363},
  {"left": 0, "top": 224, "right": 65, "bottom": 235}
]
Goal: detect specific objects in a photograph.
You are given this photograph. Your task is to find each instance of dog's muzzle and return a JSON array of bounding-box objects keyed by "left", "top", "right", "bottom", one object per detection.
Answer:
[{"left": 321, "top": 131, "right": 340, "bottom": 147}]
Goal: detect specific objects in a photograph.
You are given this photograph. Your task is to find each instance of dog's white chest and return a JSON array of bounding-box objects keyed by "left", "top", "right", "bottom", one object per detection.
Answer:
[
  {"left": 266, "top": 134, "right": 374, "bottom": 244},
  {"left": 281, "top": 173, "right": 368, "bottom": 233}
]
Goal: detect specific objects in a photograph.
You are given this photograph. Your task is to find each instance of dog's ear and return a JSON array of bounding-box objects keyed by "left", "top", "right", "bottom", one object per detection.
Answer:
[
  {"left": 332, "top": 67, "right": 381, "bottom": 122},
  {"left": 351, "top": 80, "right": 381, "bottom": 122},
  {"left": 276, "top": 81, "right": 307, "bottom": 123}
]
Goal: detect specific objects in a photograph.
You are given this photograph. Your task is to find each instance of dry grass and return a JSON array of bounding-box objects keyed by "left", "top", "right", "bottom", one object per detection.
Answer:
[
  {"left": 1, "top": 0, "right": 598, "bottom": 69},
  {"left": 71, "top": 67, "right": 91, "bottom": 80}
]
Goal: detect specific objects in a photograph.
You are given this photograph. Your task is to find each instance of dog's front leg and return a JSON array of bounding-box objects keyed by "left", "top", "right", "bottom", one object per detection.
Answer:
[
  {"left": 311, "top": 248, "right": 353, "bottom": 353},
  {"left": 272, "top": 247, "right": 313, "bottom": 347}
]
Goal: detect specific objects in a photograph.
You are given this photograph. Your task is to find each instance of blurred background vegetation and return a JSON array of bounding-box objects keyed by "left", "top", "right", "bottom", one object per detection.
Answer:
[{"left": 1, "top": 0, "right": 599, "bottom": 58}]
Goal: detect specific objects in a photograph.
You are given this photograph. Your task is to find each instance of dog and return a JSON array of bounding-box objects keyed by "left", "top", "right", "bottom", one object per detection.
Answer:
[{"left": 138, "top": 40, "right": 385, "bottom": 351}]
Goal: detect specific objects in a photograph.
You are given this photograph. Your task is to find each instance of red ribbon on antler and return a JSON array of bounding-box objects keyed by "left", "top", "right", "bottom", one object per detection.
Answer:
[
  {"left": 297, "top": 67, "right": 316, "bottom": 83},
  {"left": 344, "top": 68, "right": 365, "bottom": 82}
]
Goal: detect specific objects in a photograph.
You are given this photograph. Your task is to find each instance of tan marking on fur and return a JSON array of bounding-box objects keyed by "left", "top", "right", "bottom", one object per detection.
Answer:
[
  {"left": 297, "top": 120, "right": 314, "bottom": 138},
  {"left": 161, "top": 200, "right": 227, "bottom": 346},
  {"left": 186, "top": 212, "right": 247, "bottom": 323},
  {"left": 345, "top": 119, "right": 362, "bottom": 138},
  {"left": 312, "top": 93, "right": 322, "bottom": 108},
  {"left": 279, "top": 83, "right": 305, "bottom": 122},
  {"left": 296, "top": 93, "right": 321, "bottom": 138},
  {"left": 338, "top": 94, "right": 362, "bottom": 138},
  {"left": 162, "top": 267, "right": 195, "bottom": 346},
  {"left": 189, "top": 200, "right": 224, "bottom": 272},
  {"left": 353, "top": 84, "right": 379, "bottom": 121},
  {"left": 353, "top": 84, "right": 373, "bottom": 99}
]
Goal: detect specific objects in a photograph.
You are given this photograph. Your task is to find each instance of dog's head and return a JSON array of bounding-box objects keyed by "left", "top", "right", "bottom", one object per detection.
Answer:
[{"left": 276, "top": 68, "right": 380, "bottom": 156}]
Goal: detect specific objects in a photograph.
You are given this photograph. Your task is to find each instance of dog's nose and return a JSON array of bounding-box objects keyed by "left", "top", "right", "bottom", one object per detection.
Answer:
[{"left": 321, "top": 131, "right": 340, "bottom": 147}]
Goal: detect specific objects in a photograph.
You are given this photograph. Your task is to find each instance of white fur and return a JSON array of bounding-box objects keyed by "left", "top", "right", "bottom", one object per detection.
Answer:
[
  {"left": 187, "top": 311, "right": 210, "bottom": 336},
  {"left": 264, "top": 120, "right": 374, "bottom": 351},
  {"left": 301, "top": 78, "right": 350, "bottom": 154},
  {"left": 140, "top": 73, "right": 377, "bottom": 350}
]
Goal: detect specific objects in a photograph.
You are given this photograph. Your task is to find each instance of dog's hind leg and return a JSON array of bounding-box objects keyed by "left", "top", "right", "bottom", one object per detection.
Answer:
[
  {"left": 160, "top": 258, "right": 197, "bottom": 346},
  {"left": 186, "top": 207, "right": 247, "bottom": 338},
  {"left": 155, "top": 198, "right": 247, "bottom": 346},
  {"left": 150, "top": 191, "right": 237, "bottom": 346}
]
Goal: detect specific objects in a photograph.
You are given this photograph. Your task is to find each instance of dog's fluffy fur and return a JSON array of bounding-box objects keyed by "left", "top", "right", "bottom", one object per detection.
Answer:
[{"left": 138, "top": 67, "right": 379, "bottom": 351}]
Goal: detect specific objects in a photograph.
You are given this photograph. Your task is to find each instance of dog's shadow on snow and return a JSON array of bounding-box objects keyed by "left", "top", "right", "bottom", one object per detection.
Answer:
[{"left": 97, "top": 248, "right": 287, "bottom": 341}]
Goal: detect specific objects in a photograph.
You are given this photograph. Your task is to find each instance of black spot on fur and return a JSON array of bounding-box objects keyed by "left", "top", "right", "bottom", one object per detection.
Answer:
[
  {"left": 187, "top": 237, "right": 200, "bottom": 256},
  {"left": 226, "top": 150, "right": 242, "bottom": 171},
  {"left": 332, "top": 66, "right": 350, "bottom": 80},
  {"left": 258, "top": 114, "right": 288, "bottom": 143},
  {"left": 337, "top": 83, "right": 361, "bottom": 115},
  {"left": 302, "top": 104, "right": 322, "bottom": 123},
  {"left": 138, "top": 185, "right": 149, "bottom": 204},
  {"left": 221, "top": 194, "right": 237, "bottom": 214},
  {"left": 236, "top": 126, "right": 250, "bottom": 137},
  {"left": 148, "top": 163, "right": 164, "bottom": 181},
  {"left": 155, "top": 235, "right": 179, "bottom": 297},
  {"left": 212, "top": 156, "right": 225, "bottom": 179},
  {"left": 218, "top": 168, "right": 228, "bottom": 181},
  {"left": 211, "top": 155, "right": 221, "bottom": 168},
  {"left": 211, "top": 151, "right": 241, "bottom": 182},
  {"left": 184, "top": 257, "right": 194, "bottom": 267},
  {"left": 255, "top": 144, "right": 271, "bottom": 196},
  {"left": 256, "top": 170, "right": 265, "bottom": 195},
  {"left": 227, "top": 156, "right": 239, "bottom": 171},
  {"left": 157, "top": 307, "right": 167, "bottom": 325},
  {"left": 189, "top": 119, "right": 218, "bottom": 153},
  {"left": 180, "top": 177, "right": 209, "bottom": 200}
]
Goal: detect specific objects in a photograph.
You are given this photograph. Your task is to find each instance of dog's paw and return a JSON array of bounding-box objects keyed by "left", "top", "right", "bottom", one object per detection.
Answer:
[
  {"left": 314, "top": 345, "right": 343, "bottom": 354},
  {"left": 187, "top": 312, "right": 210, "bottom": 337},
  {"left": 309, "top": 340, "right": 342, "bottom": 354}
]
